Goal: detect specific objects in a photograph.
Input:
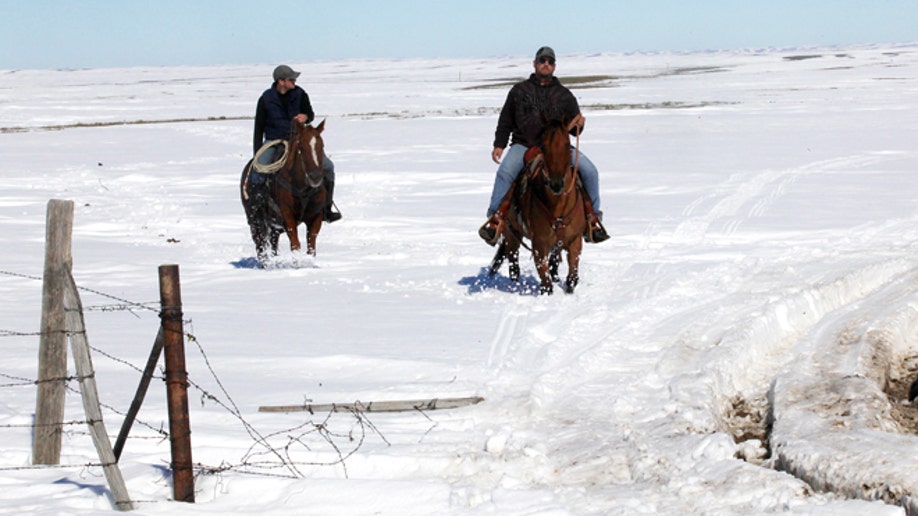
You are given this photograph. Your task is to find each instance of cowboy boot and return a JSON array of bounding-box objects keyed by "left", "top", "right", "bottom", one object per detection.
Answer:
[
  {"left": 582, "top": 194, "right": 610, "bottom": 243},
  {"left": 478, "top": 212, "right": 505, "bottom": 246},
  {"left": 478, "top": 190, "right": 515, "bottom": 246},
  {"left": 323, "top": 180, "right": 342, "bottom": 223}
]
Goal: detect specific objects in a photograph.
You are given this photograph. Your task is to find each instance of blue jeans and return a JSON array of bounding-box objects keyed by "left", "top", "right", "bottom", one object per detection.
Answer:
[
  {"left": 486, "top": 143, "right": 601, "bottom": 216},
  {"left": 251, "top": 143, "right": 335, "bottom": 185}
]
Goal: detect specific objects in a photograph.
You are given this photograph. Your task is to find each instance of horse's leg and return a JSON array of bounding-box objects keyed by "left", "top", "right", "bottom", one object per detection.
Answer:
[
  {"left": 252, "top": 224, "right": 268, "bottom": 264},
  {"left": 564, "top": 238, "right": 583, "bottom": 294},
  {"left": 509, "top": 249, "right": 520, "bottom": 281},
  {"left": 505, "top": 240, "right": 522, "bottom": 282},
  {"left": 306, "top": 218, "right": 322, "bottom": 256},
  {"left": 549, "top": 247, "right": 561, "bottom": 283},
  {"left": 280, "top": 209, "right": 301, "bottom": 252},
  {"left": 244, "top": 205, "right": 272, "bottom": 265},
  {"left": 488, "top": 241, "right": 506, "bottom": 277},
  {"left": 532, "top": 245, "right": 554, "bottom": 295},
  {"left": 269, "top": 228, "right": 281, "bottom": 256}
]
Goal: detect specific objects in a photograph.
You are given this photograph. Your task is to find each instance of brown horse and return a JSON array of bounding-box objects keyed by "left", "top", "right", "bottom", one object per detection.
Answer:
[
  {"left": 240, "top": 120, "right": 328, "bottom": 264},
  {"left": 488, "top": 119, "right": 587, "bottom": 294}
]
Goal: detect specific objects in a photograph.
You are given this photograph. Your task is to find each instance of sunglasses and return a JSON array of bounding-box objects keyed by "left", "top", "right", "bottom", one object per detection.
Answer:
[{"left": 538, "top": 56, "right": 556, "bottom": 65}]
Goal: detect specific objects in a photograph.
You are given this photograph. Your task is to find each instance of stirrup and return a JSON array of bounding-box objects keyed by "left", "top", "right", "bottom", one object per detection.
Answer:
[
  {"left": 324, "top": 205, "right": 342, "bottom": 223},
  {"left": 585, "top": 215, "right": 610, "bottom": 243},
  {"left": 478, "top": 214, "right": 504, "bottom": 246}
]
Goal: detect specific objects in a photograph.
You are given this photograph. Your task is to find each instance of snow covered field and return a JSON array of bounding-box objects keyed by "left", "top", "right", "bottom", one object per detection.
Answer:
[{"left": 2, "top": 43, "right": 918, "bottom": 514}]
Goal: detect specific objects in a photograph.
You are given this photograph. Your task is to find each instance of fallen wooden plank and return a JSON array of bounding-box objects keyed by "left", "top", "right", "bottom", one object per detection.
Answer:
[{"left": 258, "top": 396, "right": 484, "bottom": 414}]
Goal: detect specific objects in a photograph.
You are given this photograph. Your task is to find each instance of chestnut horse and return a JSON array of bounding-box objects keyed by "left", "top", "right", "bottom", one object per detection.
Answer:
[
  {"left": 488, "top": 119, "right": 587, "bottom": 294},
  {"left": 240, "top": 120, "right": 328, "bottom": 264}
]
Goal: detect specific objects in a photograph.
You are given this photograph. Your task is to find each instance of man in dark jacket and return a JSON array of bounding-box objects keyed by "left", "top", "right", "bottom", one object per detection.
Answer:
[
  {"left": 479, "top": 47, "right": 606, "bottom": 244},
  {"left": 252, "top": 64, "right": 341, "bottom": 222}
]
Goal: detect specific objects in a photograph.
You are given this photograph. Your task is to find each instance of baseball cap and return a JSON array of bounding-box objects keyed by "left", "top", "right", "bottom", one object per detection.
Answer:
[
  {"left": 273, "top": 64, "right": 301, "bottom": 81},
  {"left": 535, "top": 46, "right": 556, "bottom": 61}
]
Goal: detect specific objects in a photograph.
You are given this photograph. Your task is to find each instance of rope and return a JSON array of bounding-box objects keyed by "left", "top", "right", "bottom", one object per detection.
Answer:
[
  {"left": 573, "top": 118, "right": 581, "bottom": 177},
  {"left": 253, "top": 140, "right": 289, "bottom": 174}
]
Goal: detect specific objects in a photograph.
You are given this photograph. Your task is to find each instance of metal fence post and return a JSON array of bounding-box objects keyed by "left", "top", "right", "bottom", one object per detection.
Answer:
[{"left": 159, "top": 264, "right": 195, "bottom": 503}]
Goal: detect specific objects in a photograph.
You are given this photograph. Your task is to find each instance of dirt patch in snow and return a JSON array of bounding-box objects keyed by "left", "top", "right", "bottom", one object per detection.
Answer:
[{"left": 885, "top": 355, "right": 918, "bottom": 434}]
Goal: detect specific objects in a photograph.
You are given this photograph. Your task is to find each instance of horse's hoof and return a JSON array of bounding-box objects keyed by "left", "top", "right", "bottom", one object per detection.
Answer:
[
  {"left": 566, "top": 276, "right": 579, "bottom": 294},
  {"left": 539, "top": 285, "right": 553, "bottom": 295}
]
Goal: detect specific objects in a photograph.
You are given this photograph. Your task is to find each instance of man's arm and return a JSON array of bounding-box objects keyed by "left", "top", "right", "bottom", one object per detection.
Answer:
[
  {"left": 492, "top": 89, "right": 516, "bottom": 149},
  {"left": 253, "top": 97, "right": 267, "bottom": 154},
  {"left": 300, "top": 90, "right": 316, "bottom": 125}
]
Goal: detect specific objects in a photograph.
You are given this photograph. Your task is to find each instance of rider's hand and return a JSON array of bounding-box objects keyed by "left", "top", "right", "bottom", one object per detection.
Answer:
[
  {"left": 491, "top": 147, "right": 503, "bottom": 164},
  {"left": 567, "top": 113, "right": 585, "bottom": 133},
  {"left": 293, "top": 114, "right": 307, "bottom": 125}
]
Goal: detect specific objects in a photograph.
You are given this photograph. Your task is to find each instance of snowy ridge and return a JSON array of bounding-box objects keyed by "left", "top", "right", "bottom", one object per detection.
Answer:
[
  {"left": 685, "top": 257, "right": 914, "bottom": 402},
  {"left": 772, "top": 265, "right": 918, "bottom": 510}
]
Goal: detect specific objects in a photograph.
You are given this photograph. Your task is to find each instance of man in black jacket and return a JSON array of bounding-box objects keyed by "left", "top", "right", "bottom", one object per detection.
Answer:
[
  {"left": 479, "top": 47, "right": 606, "bottom": 244},
  {"left": 252, "top": 64, "right": 341, "bottom": 222}
]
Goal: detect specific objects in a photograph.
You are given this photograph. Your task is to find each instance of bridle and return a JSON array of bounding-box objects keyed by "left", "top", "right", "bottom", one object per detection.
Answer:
[{"left": 528, "top": 123, "right": 582, "bottom": 242}]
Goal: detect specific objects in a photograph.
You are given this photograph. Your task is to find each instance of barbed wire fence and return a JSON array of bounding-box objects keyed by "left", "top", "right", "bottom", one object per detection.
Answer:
[{"left": 0, "top": 267, "right": 399, "bottom": 503}]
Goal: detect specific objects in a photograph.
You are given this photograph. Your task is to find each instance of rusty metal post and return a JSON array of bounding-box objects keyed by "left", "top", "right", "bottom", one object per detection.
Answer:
[{"left": 159, "top": 265, "right": 194, "bottom": 503}]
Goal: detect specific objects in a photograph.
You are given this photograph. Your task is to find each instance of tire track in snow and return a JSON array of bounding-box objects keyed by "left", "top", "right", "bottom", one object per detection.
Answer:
[{"left": 671, "top": 153, "right": 892, "bottom": 242}]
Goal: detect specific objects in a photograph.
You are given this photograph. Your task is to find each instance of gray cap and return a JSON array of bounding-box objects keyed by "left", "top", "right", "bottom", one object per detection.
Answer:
[
  {"left": 535, "top": 46, "right": 555, "bottom": 61},
  {"left": 273, "top": 64, "right": 301, "bottom": 81}
]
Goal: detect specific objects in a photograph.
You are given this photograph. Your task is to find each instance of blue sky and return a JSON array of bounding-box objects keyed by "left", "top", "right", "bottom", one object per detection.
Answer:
[{"left": 2, "top": 0, "right": 916, "bottom": 70}]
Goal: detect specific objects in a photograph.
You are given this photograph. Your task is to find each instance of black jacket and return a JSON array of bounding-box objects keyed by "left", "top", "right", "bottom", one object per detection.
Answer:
[
  {"left": 253, "top": 85, "right": 315, "bottom": 154},
  {"left": 493, "top": 74, "right": 582, "bottom": 149}
]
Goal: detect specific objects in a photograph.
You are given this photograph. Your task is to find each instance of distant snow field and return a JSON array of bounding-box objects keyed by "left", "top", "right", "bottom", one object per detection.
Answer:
[{"left": 2, "top": 44, "right": 918, "bottom": 514}]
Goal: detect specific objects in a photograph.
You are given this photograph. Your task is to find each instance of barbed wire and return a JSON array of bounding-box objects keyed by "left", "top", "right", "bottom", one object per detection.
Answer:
[
  {"left": 0, "top": 270, "right": 41, "bottom": 281},
  {"left": 0, "top": 267, "right": 409, "bottom": 483}
]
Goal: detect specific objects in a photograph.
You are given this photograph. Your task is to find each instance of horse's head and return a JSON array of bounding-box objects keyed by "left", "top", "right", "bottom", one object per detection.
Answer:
[
  {"left": 538, "top": 118, "right": 573, "bottom": 195},
  {"left": 289, "top": 119, "right": 326, "bottom": 187}
]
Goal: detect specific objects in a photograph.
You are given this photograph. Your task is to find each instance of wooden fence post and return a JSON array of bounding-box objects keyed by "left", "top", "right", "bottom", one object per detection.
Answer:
[
  {"left": 159, "top": 265, "right": 195, "bottom": 503},
  {"left": 61, "top": 272, "right": 134, "bottom": 511},
  {"left": 33, "top": 199, "right": 72, "bottom": 465}
]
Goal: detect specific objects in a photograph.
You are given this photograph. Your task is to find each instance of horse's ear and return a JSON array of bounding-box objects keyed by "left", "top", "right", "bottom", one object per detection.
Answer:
[{"left": 316, "top": 118, "right": 326, "bottom": 133}]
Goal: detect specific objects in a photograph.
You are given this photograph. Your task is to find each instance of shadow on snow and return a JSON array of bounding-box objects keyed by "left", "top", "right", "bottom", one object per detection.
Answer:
[
  {"left": 459, "top": 267, "right": 543, "bottom": 296},
  {"left": 230, "top": 255, "right": 318, "bottom": 270}
]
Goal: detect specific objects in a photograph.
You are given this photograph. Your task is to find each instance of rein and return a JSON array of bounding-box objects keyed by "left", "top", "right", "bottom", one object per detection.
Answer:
[{"left": 573, "top": 122, "right": 580, "bottom": 178}]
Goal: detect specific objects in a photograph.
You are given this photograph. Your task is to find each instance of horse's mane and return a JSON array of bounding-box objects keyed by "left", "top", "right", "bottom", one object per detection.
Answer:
[
  {"left": 538, "top": 116, "right": 570, "bottom": 143},
  {"left": 541, "top": 116, "right": 565, "bottom": 129}
]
